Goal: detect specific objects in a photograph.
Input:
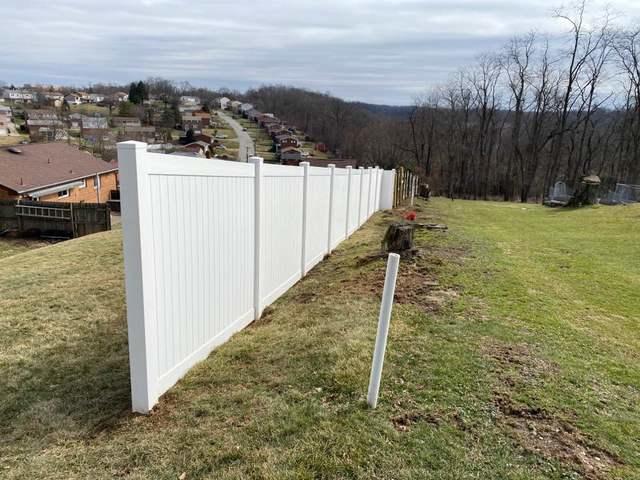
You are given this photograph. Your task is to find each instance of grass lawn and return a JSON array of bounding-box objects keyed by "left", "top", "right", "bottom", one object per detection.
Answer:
[
  {"left": 0, "top": 238, "right": 51, "bottom": 260},
  {"left": 0, "top": 199, "right": 638, "bottom": 479},
  {"left": 70, "top": 104, "right": 110, "bottom": 116}
]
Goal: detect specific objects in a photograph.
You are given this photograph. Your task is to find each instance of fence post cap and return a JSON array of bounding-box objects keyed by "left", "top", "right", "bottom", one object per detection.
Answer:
[
  {"left": 117, "top": 141, "right": 147, "bottom": 150},
  {"left": 248, "top": 156, "right": 264, "bottom": 164},
  {"left": 300, "top": 161, "right": 310, "bottom": 167},
  {"left": 328, "top": 164, "right": 336, "bottom": 169},
  {"left": 358, "top": 166, "right": 365, "bottom": 170},
  {"left": 346, "top": 165, "right": 352, "bottom": 170}
]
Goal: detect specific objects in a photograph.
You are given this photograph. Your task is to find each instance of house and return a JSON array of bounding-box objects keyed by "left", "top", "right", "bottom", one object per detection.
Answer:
[
  {"left": 230, "top": 100, "right": 242, "bottom": 112},
  {"left": 178, "top": 104, "right": 202, "bottom": 114},
  {"left": 111, "top": 116, "right": 142, "bottom": 128},
  {"left": 218, "top": 97, "right": 231, "bottom": 109},
  {"left": 180, "top": 96, "right": 200, "bottom": 106},
  {"left": 88, "top": 93, "right": 105, "bottom": 103},
  {"left": 121, "top": 126, "right": 157, "bottom": 143},
  {"left": 26, "top": 119, "right": 66, "bottom": 139},
  {"left": 44, "top": 92, "right": 64, "bottom": 107},
  {"left": 3, "top": 89, "right": 34, "bottom": 102},
  {"left": 0, "top": 143, "right": 118, "bottom": 203},
  {"left": 239, "top": 103, "right": 254, "bottom": 114},
  {"left": 280, "top": 147, "right": 303, "bottom": 162},
  {"left": 25, "top": 109, "right": 60, "bottom": 121},
  {"left": 112, "top": 91, "right": 129, "bottom": 102},
  {"left": 44, "top": 92, "right": 64, "bottom": 102},
  {"left": 81, "top": 116, "right": 109, "bottom": 139},
  {"left": 190, "top": 111, "right": 212, "bottom": 127},
  {"left": 68, "top": 113, "right": 83, "bottom": 129},
  {"left": 277, "top": 136, "right": 300, "bottom": 150},
  {"left": 65, "top": 93, "right": 82, "bottom": 105},
  {"left": 182, "top": 115, "right": 203, "bottom": 131},
  {"left": 246, "top": 108, "right": 261, "bottom": 121}
]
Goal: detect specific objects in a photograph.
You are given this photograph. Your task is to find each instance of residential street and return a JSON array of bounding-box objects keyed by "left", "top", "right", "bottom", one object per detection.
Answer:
[{"left": 216, "top": 110, "right": 254, "bottom": 162}]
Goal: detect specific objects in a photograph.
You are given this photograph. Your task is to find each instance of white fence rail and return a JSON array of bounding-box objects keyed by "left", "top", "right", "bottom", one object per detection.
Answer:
[{"left": 118, "top": 141, "right": 396, "bottom": 412}]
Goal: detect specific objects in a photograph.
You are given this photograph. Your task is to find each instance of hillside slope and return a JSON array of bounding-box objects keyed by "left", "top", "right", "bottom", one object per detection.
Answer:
[{"left": 1, "top": 200, "right": 638, "bottom": 479}]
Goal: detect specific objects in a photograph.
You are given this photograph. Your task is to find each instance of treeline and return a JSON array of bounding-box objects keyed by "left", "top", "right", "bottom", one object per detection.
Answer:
[{"left": 245, "top": 3, "right": 640, "bottom": 202}]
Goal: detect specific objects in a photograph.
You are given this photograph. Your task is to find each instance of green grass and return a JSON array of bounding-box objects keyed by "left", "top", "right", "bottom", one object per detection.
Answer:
[
  {"left": 0, "top": 199, "right": 638, "bottom": 479},
  {"left": 0, "top": 238, "right": 50, "bottom": 259},
  {"left": 70, "top": 104, "right": 110, "bottom": 116}
]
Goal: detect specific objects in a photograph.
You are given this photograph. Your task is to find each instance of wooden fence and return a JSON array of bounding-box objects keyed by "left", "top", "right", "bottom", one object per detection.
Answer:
[
  {"left": 0, "top": 199, "right": 111, "bottom": 238},
  {"left": 393, "top": 166, "right": 419, "bottom": 208}
]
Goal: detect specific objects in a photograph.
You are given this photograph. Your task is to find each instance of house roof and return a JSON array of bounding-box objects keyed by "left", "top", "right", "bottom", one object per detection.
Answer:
[
  {"left": 27, "top": 119, "right": 64, "bottom": 127},
  {"left": 0, "top": 143, "right": 118, "bottom": 194}
]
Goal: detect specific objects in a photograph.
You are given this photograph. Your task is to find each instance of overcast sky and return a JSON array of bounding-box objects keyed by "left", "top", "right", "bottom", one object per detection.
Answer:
[{"left": 3, "top": 0, "right": 640, "bottom": 105}]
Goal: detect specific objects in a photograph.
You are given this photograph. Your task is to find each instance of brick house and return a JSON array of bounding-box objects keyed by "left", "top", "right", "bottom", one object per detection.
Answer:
[
  {"left": 190, "top": 111, "right": 212, "bottom": 127},
  {"left": 0, "top": 143, "right": 118, "bottom": 203}
]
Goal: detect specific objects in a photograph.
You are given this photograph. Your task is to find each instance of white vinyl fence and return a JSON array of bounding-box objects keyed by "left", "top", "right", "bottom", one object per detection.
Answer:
[{"left": 118, "top": 141, "right": 396, "bottom": 412}]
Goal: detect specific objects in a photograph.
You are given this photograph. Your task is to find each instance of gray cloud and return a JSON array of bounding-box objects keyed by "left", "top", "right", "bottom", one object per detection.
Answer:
[{"left": 3, "top": 0, "right": 640, "bottom": 104}]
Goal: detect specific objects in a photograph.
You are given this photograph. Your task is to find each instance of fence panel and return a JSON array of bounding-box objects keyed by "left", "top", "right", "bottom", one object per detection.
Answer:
[
  {"left": 119, "top": 141, "right": 395, "bottom": 413},
  {"left": 260, "top": 163, "right": 304, "bottom": 308},
  {"left": 331, "top": 168, "right": 349, "bottom": 249},
  {"left": 348, "top": 169, "right": 361, "bottom": 234},
  {"left": 305, "top": 166, "right": 331, "bottom": 270}
]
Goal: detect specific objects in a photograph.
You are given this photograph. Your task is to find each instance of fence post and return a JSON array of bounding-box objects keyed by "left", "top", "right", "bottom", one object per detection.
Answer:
[
  {"left": 118, "top": 140, "right": 158, "bottom": 414},
  {"left": 327, "top": 164, "right": 336, "bottom": 253},
  {"left": 300, "top": 161, "right": 310, "bottom": 275},
  {"left": 249, "top": 156, "right": 264, "bottom": 320},
  {"left": 358, "top": 166, "right": 365, "bottom": 225},
  {"left": 345, "top": 166, "right": 352, "bottom": 237},
  {"left": 367, "top": 252, "right": 400, "bottom": 409},
  {"left": 367, "top": 167, "right": 373, "bottom": 217}
]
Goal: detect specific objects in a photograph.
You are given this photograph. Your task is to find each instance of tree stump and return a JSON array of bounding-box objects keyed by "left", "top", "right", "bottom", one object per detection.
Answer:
[
  {"left": 419, "top": 183, "right": 431, "bottom": 199},
  {"left": 382, "top": 223, "right": 414, "bottom": 255}
]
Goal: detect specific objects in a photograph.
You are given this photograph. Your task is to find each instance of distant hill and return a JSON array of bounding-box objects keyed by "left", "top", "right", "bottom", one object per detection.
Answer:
[{"left": 349, "top": 102, "right": 414, "bottom": 119}]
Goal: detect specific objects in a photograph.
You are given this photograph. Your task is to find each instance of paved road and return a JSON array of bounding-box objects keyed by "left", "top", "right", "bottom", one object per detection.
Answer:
[{"left": 216, "top": 110, "right": 254, "bottom": 162}]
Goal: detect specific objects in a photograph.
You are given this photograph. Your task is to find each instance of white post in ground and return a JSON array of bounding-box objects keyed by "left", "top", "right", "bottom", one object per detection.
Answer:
[
  {"left": 249, "top": 156, "right": 263, "bottom": 320},
  {"left": 327, "top": 164, "right": 336, "bottom": 253},
  {"left": 300, "top": 161, "right": 310, "bottom": 275},
  {"left": 367, "top": 253, "right": 401, "bottom": 409}
]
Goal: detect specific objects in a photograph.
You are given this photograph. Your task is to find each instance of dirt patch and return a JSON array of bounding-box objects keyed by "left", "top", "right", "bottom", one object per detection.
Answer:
[
  {"left": 390, "top": 409, "right": 448, "bottom": 432},
  {"left": 483, "top": 342, "right": 558, "bottom": 382},
  {"left": 485, "top": 342, "right": 621, "bottom": 478},
  {"left": 393, "top": 261, "right": 459, "bottom": 312},
  {"left": 341, "top": 255, "right": 462, "bottom": 313},
  {"left": 291, "top": 291, "right": 317, "bottom": 304},
  {"left": 495, "top": 395, "right": 620, "bottom": 479}
]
